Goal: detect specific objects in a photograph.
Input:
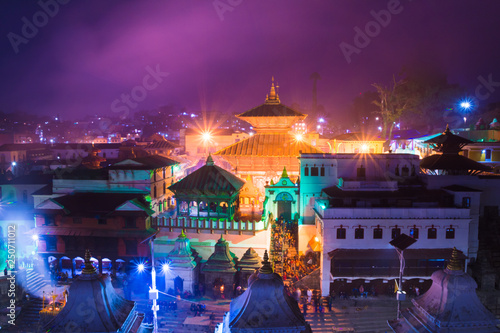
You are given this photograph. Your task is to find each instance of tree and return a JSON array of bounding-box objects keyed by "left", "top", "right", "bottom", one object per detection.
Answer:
[{"left": 372, "top": 76, "right": 415, "bottom": 142}]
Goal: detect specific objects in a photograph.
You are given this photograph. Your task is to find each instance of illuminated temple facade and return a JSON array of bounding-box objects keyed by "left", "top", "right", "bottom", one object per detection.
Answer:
[{"left": 215, "top": 79, "right": 323, "bottom": 193}]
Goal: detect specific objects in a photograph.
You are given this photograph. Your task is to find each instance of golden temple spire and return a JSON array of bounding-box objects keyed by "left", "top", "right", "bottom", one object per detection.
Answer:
[
  {"left": 260, "top": 250, "right": 273, "bottom": 274},
  {"left": 82, "top": 249, "right": 97, "bottom": 275},
  {"left": 179, "top": 229, "right": 187, "bottom": 239},
  {"left": 265, "top": 77, "right": 280, "bottom": 105},
  {"left": 446, "top": 247, "right": 463, "bottom": 271}
]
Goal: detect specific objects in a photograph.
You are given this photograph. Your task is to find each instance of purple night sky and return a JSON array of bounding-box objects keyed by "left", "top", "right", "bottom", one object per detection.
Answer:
[{"left": 1, "top": 0, "right": 500, "bottom": 123}]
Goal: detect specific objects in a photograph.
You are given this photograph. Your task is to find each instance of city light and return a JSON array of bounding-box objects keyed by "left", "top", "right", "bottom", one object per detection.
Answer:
[
  {"left": 295, "top": 133, "right": 303, "bottom": 142},
  {"left": 361, "top": 144, "right": 369, "bottom": 152},
  {"left": 32, "top": 234, "right": 38, "bottom": 241},
  {"left": 318, "top": 118, "right": 325, "bottom": 123},
  {"left": 162, "top": 263, "right": 169, "bottom": 273},
  {"left": 11, "top": 161, "right": 16, "bottom": 166},
  {"left": 137, "top": 263, "right": 145, "bottom": 272},
  {"left": 201, "top": 131, "right": 212, "bottom": 142},
  {"left": 460, "top": 100, "right": 472, "bottom": 110}
]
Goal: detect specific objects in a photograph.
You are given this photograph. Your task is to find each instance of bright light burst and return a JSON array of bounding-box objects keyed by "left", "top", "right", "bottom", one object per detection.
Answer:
[
  {"left": 460, "top": 99, "right": 473, "bottom": 111},
  {"left": 162, "top": 263, "right": 170, "bottom": 273},
  {"left": 295, "top": 133, "right": 303, "bottom": 142},
  {"left": 137, "top": 263, "right": 145, "bottom": 272}
]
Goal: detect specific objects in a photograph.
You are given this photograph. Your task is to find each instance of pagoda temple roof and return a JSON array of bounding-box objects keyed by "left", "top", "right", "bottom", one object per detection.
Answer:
[
  {"left": 237, "top": 248, "right": 262, "bottom": 272},
  {"left": 202, "top": 235, "right": 236, "bottom": 273},
  {"left": 237, "top": 103, "right": 305, "bottom": 118},
  {"left": 214, "top": 133, "right": 323, "bottom": 157},
  {"left": 388, "top": 248, "right": 500, "bottom": 332},
  {"left": 420, "top": 153, "right": 492, "bottom": 173},
  {"left": 44, "top": 250, "right": 141, "bottom": 333},
  {"left": 169, "top": 155, "right": 245, "bottom": 197},
  {"left": 227, "top": 251, "right": 311, "bottom": 332}
]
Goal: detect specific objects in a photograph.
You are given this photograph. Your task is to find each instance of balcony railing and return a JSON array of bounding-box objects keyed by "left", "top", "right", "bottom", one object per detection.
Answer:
[
  {"left": 151, "top": 217, "right": 267, "bottom": 233},
  {"left": 333, "top": 266, "right": 442, "bottom": 278}
]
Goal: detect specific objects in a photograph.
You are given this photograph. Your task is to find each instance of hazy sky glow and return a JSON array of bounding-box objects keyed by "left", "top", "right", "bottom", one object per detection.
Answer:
[{"left": 1, "top": 0, "right": 500, "bottom": 122}]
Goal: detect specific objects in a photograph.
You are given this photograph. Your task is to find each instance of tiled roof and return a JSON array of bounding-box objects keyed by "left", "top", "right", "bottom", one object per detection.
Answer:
[
  {"left": 145, "top": 140, "right": 180, "bottom": 149},
  {"left": 237, "top": 103, "right": 304, "bottom": 118},
  {"left": 169, "top": 158, "right": 245, "bottom": 196},
  {"left": 40, "top": 192, "right": 152, "bottom": 216},
  {"left": 110, "top": 155, "right": 178, "bottom": 170},
  {"left": 214, "top": 133, "right": 324, "bottom": 156},
  {"left": 420, "top": 154, "right": 491, "bottom": 172}
]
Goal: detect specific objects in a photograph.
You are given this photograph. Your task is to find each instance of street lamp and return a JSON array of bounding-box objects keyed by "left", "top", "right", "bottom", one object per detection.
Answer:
[{"left": 389, "top": 233, "right": 417, "bottom": 319}]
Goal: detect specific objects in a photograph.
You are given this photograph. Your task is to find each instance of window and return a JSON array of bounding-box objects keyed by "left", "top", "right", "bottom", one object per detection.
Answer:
[
  {"left": 320, "top": 167, "right": 325, "bottom": 176},
  {"left": 462, "top": 197, "right": 471, "bottom": 208},
  {"left": 391, "top": 227, "right": 401, "bottom": 239},
  {"left": 446, "top": 228, "right": 455, "bottom": 239},
  {"left": 428, "top": 227, "right": 437, "bottom": 239},
  {"left": 354, "top": 227, "right": 364, "bottom": 239},
  {"left": 154, "top": 186, "right": 157, "bottom": 198},
  {"left": 125, "top": 217, "right": 136, "bottom": 228},
  {"left": 125, "top": 240, "right": 137, "bottom": 255},
  {"left": 73, "top": 217, "right": 82, "bottom": 224},
  {"left": 44, "top": 216, "right": 56, "bottom": 226},
  {"left": 98, "top": 218, "right": 107, "bottom": 225},
  {"left": 45, "top": 236, "right": 57, "bottom": 251},
  {"left": 485, "top": 149, "right": 492, "bottom": 161},
  {"left": 373, "top": 228, "right": 383, "bottom": 239},
  {"left": 163, "top": 182, "right": 166, "bottom": 195},
  {"left": 337, "top": 227, "right": 346, "bottom": 239},
  {"left": 163, "top": 168, "right": 166, "bottom": 178},
  {"left": 311, "top": 167, "right": 319, "bottom": 176},
  {"left": 410, "top": 227, "right": 419, "bottom": 239},
  {"left": 357, "top": 165, "right": 366, "bottom": 178},
  {"left": 304, "top": 167, "right": 309, "bottom": 176}
]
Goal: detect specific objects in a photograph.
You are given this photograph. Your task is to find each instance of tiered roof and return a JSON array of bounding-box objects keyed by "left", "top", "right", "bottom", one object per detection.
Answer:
[
  {"left": 215, "top": 133, "right": 323, "bottom": 157},
  {"left": 202, "top": 235, "right": 236, "bottom": 273},
  {"left": 225, "top": 251, "right": 311, "bottom": 332},
  {"left": 237, "top": 248, "right": 261, "bottom": 273},
  {"left": 388, "top": 248, "right": 500, "bottom": 332},
  {"left": 43, "top": 250, "right": 142, "bottom": 333},
  {"left": 167, "top": 230, "right": 199, "bottom": 269},
  {"left": 421, "top": 126, "right": 491, "bottom": 175},
  {"left": 169, "top": 155, "right": 245, "bottom": 197}
]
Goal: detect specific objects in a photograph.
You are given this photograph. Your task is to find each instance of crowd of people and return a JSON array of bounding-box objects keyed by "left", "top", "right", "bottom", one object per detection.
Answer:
[{"left": 269, "top": 217, "right": 319, "bottom": 283}]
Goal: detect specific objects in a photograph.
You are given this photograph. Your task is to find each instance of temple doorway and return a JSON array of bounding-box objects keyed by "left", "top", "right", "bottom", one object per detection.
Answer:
[
  {"left": 277, "top": 201, "right": 292, "bottom": 221},
  {"left": 174, "top": 276, "right": 183, "bottom": 294}
]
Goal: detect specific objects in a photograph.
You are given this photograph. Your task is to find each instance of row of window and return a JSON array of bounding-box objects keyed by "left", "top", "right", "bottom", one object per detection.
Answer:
[
  {"left": 336, "top": 226, "right": 456, "bottom": 240},
  {"left": 304, "top": 166, "right": 325, "bottom": 177},
  {"left": 73, "top": 217, "right": 137, "bottom": 228}
]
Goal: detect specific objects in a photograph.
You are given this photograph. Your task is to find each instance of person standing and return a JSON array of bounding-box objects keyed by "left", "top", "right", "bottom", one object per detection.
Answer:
[
  {"left": 328, "top": 294, "right": 333, "bottom": 312},
  {"left": 307, "top": 288, "right": 312, "bottom": 304}
]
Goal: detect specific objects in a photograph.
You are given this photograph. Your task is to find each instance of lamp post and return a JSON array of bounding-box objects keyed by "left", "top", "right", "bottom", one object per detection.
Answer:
[
  {"left": 149, "top": 236, "right": 159, "bottom": 333},
  {"left": 389, "top": 233, "right": 416, "bottom": 319}
]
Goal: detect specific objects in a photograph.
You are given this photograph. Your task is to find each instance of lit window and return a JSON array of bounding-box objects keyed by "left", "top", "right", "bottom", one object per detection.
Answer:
[
  {"left": 462, "top": 197, "right": 471, "bottom": 208},
  {"left": 446, "top": 228, "right": 455, "bottom": 239},
  {"left": 410, "top": 227, "right": 419, "bottom": 239}
]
